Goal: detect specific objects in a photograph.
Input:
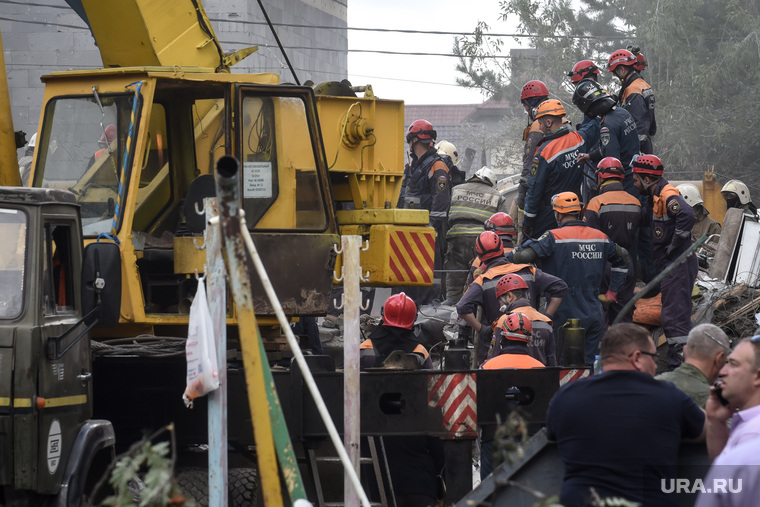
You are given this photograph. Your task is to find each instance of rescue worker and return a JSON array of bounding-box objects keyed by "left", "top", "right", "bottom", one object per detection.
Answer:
[
  {"left": 607, "top": 48, "right": 656, "bottom": 154},
  {"left": 445, "top": 167, "right": 508, "bottom": 302},
  {"left": 359, "top": 293, "right": 443, "bottom": 506},
  {"left": 567, "top": 62, "right": 604, "bottom": 202},
  {"left": 18, "top": 132, "right": 36, "bottom": 186},
  {"left": 457, "top": 231, "right": 566, "bottom": 364},
  {"left": 479, "top": 312, "right": 543, "bottom": 480},
  {"left": 584, "top": 157, "right": 641, "bottom": 325},
  {"left": 493, "top": 273, "right": 556, "bottom": 366},
  {"left": 483, "top": 312, "right": 544, "bottom": 369},
  {"left": 633, "top": 155, "right": 697, "bottom": 369},
  {"left": 573, "top": 79, "right": 639, "bottom": 194},
  {"left": 567, "top": 60, "right": 600, "bottom": 84},
  {"left": 721, "top": 179, "right": 758, "bottom": 219},
  {"left": 677, "top": 183, "right": 722, "bottom": 241},
  {"left": 359, "top": 292, "right": 432, "bottom": 370},
  {"left": 523, "top": 100, "right": 599, "bottom": 240},
  {"left": 398, "top": 119, "right": 451, "bottom": 304},
  {"left": 435, "top": 140, "right": 466, "bottom": 186},
  {"left": 515, "top": 80, "right": 550, "bottom": 244},
  {"left": 509, "top": 192, "right": 628, "bottom": 365},
  {"left": 467, "top": 212, "right": 517, "bottom": 282}
]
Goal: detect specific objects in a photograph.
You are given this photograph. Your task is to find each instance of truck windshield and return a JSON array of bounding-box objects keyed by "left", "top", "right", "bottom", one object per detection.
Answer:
[
  {"left": 0, "top": 208, "right": 26, "bottom": 319},
  {"left": 35, "top": 94, "right": 135, "bottom": 236}
]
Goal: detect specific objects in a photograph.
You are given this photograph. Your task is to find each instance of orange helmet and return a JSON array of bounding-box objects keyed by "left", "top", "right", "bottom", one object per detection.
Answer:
[
  {"left": 382, "top": 292, "right": 417, "bottom": 329},
  {"left": 520, "top": 80, "right": 549, "bottom": 101},
  {"left": 496, "top": 274, "right": 529, "bottom": 298},
  {"left": 405, "top": 119, "right": 437, "bottom": 144},
  {"left": 476, "top": 231, "right": 503, "bottom": 262},
  {"left": 551, "top": 192, "right": 582, "bottom": 214},
  {"left": 632, "top": 154, "right": 664, "bottom": 177},
  {"left": 534, "top": 99, "right": 566, "bottom": 119},
  {"left": 500, "top": 312, "right": 533, "bottom": 343},
  {"left": 596, "top": 157, "right": 625, "bottom": 181},
  {"left": 484, "top": 212, "right": 516, "bottom": 238},
  {"left": 607, "top": 49, "right": 637, "bottom": 72},
  {"left": 568, "top": 60, "right": 600, "bottom": 84}
]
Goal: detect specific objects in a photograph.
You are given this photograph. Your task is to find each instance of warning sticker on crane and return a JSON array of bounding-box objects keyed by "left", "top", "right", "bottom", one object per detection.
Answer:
[
  {"left": 427, "top": 373, "right": 477, "bottom": 438},
  {"left": 388, "top": 229, "right": 435, "bottom": 284},
  {"left": 559, "top": 368, "right": 591, "bottom": 385}
]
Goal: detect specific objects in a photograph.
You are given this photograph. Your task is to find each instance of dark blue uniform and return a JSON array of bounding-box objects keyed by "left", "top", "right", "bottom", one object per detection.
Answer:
[
  {"left": 584, "top": 181, "right": 641, "bottom": 324},
  {"left": 588, "top": 107, "right": 640, "bottom": 194},
  {"left": 521, "top": 220, "right": 628, "bottom": 364},
  {"left": 524, "top": 121, "right": 599, "bottom": 239},
  {"left": 644, "top": 178, "right": 697, "bottom": 345},
  {"left": 399, "top": 147, "right": 451, "bottom": 303},
  {"left": 619, "top": 72, "right": 656, "bottom": 154}
]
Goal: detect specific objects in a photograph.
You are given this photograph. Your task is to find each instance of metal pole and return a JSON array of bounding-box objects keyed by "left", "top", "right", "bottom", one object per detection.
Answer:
[
  {"left": 342, "top": 235, "right": 361, "bottom": 507},
  {"left": 206, "top": 198, "right": 228, "bottom": 507}
]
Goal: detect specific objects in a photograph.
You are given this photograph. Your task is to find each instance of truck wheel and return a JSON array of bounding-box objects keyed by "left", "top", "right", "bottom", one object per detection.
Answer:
[
  {"left": 176, "top": 467, "right": 260, "bottom": 506},
  {"left": 229, "top": 467, "right": 260, "bottom": 506}
]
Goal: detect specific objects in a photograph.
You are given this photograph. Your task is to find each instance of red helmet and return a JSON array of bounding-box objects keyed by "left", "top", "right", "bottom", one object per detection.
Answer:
[
  {"left": 596, "top": 157, "right": 625, "bottom": 181},
  {"left": 500, "top": 312, "right": 532, "bottom": 343},
  {"left": 607, "top": 49, "right": 637, "bottom": 72},
  {"left": 382, "top": 292, "right": 417, "bottom": 329},
  {"left": 627, "top": 45, "right": 648, "bottom": 72},
  {"left": 632, "top": 154, "right": 664, "bottom": 177},
  {"left": 568, "top": 60, "right": 600, "bottom": 84},
  {"left": 476, "top": 230, "right": 503, "bottom": 262},
  {"left": 406, "top": 119, "right": 437, "bottom": 144},
  {"left": 520, "top": 80, "right": 549, "bottom": 101},
  {"left": 484, "top": 212, "right": 516, "bottom": 238},
  {"left": 551, "top": 191, "right": 582, "bottom": 214},
  {"left": 496, "top": 274, "right": 529, "bottom": 298}
]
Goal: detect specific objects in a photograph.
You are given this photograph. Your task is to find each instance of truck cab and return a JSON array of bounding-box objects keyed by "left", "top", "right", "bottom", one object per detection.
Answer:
[{"left": 0, "top": 187, "right": 118, "bottom": 505}]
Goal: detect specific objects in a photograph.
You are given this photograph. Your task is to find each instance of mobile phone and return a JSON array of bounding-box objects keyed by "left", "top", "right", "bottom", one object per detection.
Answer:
[{"left": 713, "top": 382, "right": 729, "bottom": 406}]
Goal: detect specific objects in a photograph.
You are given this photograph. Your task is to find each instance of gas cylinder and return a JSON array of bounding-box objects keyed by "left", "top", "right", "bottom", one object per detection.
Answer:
[{"left": 560, "top": 318, "right": 586, "bottom": 367}]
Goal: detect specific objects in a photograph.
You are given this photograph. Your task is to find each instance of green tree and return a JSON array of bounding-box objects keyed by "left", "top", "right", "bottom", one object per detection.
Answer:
[{"left": 455, "top": 0, "right": 760, "bottom": 188}]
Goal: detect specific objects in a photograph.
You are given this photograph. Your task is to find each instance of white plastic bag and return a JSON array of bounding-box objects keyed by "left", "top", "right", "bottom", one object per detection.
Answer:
[{"left": 183, "top": 278, "right": 220, "bottom": 407}]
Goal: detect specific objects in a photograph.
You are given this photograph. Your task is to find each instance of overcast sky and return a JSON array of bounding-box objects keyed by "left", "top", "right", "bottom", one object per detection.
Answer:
[{"left": 346, "top": 0, "right": 519, "bottom": 105}]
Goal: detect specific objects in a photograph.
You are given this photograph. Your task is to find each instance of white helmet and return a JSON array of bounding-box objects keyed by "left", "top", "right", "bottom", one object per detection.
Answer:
[
  {"left": 436, "top": 140, "right": 460, "bottom": 166},
  {"left": 721, "top": 179, "right": 751, "bottom": 205},
  {"left": 473, "top": 167, "right": 496, "bottom": 187},
  {"left": 676, "top": 183, "right": 703, "bottom": 207},
  {"left": 28, "top": 132, "right": 37, "bottom": 149}
]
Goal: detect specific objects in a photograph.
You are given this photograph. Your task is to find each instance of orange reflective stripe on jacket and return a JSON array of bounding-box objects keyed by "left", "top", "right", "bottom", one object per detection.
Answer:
[
  {"left": 474, "top": 263, "right": 536, "bottom": 285},
  {"left": 621, "top": 78, "right": 652, "bottom": 102},
  {"left": 653, "top": 184, "right": 680, "bottom": 218},
  {"left": 428, "top": 159, "right": 449, "bottom": 177},
  {"left": 359, "top": 339, "right": 429, "bottom": 359},
  {"left": 483, "top": 354, "right": 545, "bottom": 369}
]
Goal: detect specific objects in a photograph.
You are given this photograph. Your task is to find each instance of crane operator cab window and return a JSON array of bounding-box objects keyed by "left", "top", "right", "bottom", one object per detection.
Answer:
[
  {"left": 239, "top": 94, "right": 328, "bottom": 231},
  {"left": 35, "top": 94, "right": 137, "bottom": 237},
  {"left": 0, "top": 208, "right": 27, "bottom": 319}
]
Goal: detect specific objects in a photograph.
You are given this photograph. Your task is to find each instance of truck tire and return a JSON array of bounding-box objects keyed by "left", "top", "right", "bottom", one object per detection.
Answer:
[{"left": 176, "top": 467, "right": 260, "bottom": 506}]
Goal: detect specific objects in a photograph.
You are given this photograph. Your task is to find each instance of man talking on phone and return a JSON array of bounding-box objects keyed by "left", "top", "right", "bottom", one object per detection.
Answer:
[{"left": 705, "top": 331, "right": 760, "bottom": 460}]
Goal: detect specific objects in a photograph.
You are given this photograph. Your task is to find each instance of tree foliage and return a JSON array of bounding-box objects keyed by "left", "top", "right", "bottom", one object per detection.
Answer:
[{"left": 455, "top": 0, "right": 760, "bottom": 188}]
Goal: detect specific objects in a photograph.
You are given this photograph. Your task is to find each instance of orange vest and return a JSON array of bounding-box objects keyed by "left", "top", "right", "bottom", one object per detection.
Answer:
[
  {"left": 483, "top": 354, "right": 545, "bottom": 369},
  {"left": 653, "top": 184, "right": 680, "bottom": 218},
  {"left": 474, "top": 263, "right": 536, "bottom": 286}
]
